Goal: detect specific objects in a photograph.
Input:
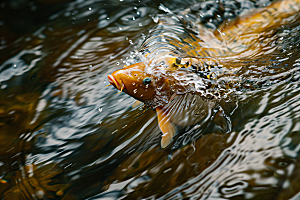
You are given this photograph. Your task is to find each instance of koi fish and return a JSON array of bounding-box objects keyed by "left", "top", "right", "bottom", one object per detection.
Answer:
[
  {"left": 108, "top": 0, "right": 300, "bottom": 148},
  {"left": 108, "top": 58, "right": 226, "bottom": 148}
]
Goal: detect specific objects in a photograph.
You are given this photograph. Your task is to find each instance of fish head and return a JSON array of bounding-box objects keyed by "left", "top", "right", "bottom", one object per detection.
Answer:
[
  {"left": 108, "top": 62, "right": 169, "bottom": 101},
  {"left": 107, "top": 56, "right": 203, "bottom": 102}
]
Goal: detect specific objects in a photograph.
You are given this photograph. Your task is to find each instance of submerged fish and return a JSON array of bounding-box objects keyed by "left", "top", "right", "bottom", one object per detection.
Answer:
[{"left": 108, "top": 0, "right": 300, "bottom": 148}]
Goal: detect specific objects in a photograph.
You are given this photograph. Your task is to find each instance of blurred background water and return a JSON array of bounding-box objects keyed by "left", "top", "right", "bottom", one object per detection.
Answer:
[{"left": 0, "top": 0, "right": 300, "bottom": 199}]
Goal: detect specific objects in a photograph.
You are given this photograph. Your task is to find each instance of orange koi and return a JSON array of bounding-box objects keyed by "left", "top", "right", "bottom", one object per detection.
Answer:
[
  {"left": 108, "top": 58, "right": 220, "bottom": 148},
  {"left": 108, "top": 0, "right": 300, "bottom": 148}
]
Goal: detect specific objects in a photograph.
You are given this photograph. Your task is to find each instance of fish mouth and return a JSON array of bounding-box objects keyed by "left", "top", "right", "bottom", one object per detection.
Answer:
[{"left": 108, "top": 75, "right": 122, "bottom": 90}]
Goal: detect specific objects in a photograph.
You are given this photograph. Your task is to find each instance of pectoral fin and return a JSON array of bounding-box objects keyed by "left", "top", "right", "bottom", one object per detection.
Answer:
[{"left": 156, "top": 106, "right": 177, "bottom": 148}]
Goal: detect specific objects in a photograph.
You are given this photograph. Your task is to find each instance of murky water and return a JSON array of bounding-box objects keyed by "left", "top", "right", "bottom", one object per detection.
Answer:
[{"left": 0, "top": 0, "right": 300, "bottom": 199}]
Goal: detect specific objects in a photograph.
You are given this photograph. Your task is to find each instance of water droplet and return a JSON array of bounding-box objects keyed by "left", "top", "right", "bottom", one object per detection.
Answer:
[
  {"left": 134, "top": 6, "right": 137, "bottom": 9},
  {"left": 1, "top": 84, "right": 7, "bottom": 89},
  {"left": 119, "top": 0, "right": 123, "bottom": 1},
  {"left": 98, "top": 107, "right": 102, "bottom": 112},
  {"left": 133, "top": 89, "right": 137, "bottom": 94},
  {"left": 107, "top": 17, "right": 110, "bottom": 20},
  {"left": 88, "top": 7, "right": 92, "bottom": 10},
  {"left": 132, "top": 82, "right": 136, "bottom": 86},
  {"left": 132, "top": 16, "right": 135, "bottom": 20},
  {"left": 137, "top": 11, "right": 140, "bottom": 15},
  {"left": 119, "top": 27, "right": 122, "bottom": 30},
  {"left": 13, "top": 64, "right": 17, "bottom": 68},
  {"left": 129, "top": 40, "right": 133, "bottom": 44},
  {"left": 116, "top": 62, "right": 120, "bottom": 65},
  {"left": 138, "top": 23, "right": 142, "bottom": 26},
  {"left": 89, "top": 65, "right": 93, "bottom": 68}
]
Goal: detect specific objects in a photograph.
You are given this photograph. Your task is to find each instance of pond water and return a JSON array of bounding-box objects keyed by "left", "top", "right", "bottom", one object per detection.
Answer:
[{"left": 0, "top": 0, "right": 300, "bottom": 199}]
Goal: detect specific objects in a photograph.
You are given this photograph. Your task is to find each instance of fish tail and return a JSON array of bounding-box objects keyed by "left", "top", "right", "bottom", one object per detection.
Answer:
[{"left": 217, "top": 0, "right": 300, "bottom": 44}]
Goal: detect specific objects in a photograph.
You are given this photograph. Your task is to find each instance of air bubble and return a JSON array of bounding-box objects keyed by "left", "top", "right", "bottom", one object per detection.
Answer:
[{"left": 36, "top": 190, "right": 45, "bottom": 199}]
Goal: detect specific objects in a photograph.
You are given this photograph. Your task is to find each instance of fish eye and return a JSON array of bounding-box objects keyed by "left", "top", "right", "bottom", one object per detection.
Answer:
[{"left": 143, "top": 77, "right": 151, "bottom": 85}]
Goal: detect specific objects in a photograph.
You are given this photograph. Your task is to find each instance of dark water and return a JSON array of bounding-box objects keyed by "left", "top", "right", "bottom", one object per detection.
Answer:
[{"left": 0, "top": 0, "right": 300, "bottom": 199}]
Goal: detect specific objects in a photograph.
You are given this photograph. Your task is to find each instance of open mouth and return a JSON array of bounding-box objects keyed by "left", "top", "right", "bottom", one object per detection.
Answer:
[
  {"left": 108, "top": 75, "right": 121, "bottom": 89},
  {"left": 108, "top": 75, "right": 125, "bottom": 93}
]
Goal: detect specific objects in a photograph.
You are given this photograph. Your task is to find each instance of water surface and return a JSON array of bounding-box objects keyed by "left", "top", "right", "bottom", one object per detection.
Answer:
[{"left": 0, "top": 0, "right": 300, "bottom": 199}]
